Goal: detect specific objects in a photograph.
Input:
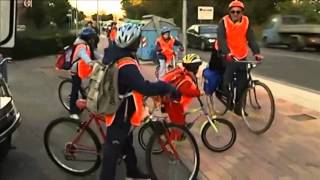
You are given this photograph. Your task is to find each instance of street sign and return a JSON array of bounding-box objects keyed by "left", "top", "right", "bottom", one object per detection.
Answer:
[
  {"left": 0, "top": 0, "right": 16, "bottom": 48},
  {"left": 198, "top": 6, "right": 214, "bottom": 20}
]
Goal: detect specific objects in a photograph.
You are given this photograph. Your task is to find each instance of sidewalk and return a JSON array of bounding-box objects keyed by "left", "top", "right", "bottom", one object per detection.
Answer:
[{"left": 140, "top": 64, "right": 320, "bottom": 180}]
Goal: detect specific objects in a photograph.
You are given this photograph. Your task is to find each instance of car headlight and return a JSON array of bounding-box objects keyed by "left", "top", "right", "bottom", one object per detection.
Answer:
[{"left": 208, "top": 39, "right": 215, "bottom": 43}]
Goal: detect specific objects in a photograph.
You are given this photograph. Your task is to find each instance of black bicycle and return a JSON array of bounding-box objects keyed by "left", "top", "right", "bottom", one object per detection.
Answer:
[
  {"left": 58, "top": 77, "right": 87, "bottom": 111},
  {"left": 211, "top": 59, "right": 275, "bottom": 134}
]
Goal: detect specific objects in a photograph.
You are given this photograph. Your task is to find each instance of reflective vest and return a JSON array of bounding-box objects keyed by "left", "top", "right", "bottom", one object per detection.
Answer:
[
  {"left": 215, "top": 15, "right": 249, "bottom": 60},
  {"left": 105, "top": 58, "right": 145, "bottom": 127},
  {"left": 110, "top": 29, "right": 117, "bottom": 42},
  {"left": 73, "top": 44, "right": 93, "bottom": 79},
  {"left": 156, "top": 36, "right": 175, "bottom": 64}
]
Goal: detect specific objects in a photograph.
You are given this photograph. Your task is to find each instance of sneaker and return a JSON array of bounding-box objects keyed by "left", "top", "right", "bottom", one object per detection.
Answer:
[
  {"left": 70, "top": 114, "right": 80, "bottom": 120},
  {"left": 126, "top": 169, "right": 151, "bottom": 180}
]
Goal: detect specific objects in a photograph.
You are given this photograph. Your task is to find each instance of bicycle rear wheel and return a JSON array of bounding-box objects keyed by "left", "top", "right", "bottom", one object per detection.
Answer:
[
  {"left": 44, "top": 117, "right": 101, "bottom": 176},
  {"left": 201, "top": 118, "right": 236, "bottom": 152},
  {"left": 58, "top": 79, "right": 72, "bottom": 111},
  {"left": 146, "top": 123, "right": 200, "bottom": 180},
  {"left": 241, "top": 81, "right": 275, "bottom": 134}
]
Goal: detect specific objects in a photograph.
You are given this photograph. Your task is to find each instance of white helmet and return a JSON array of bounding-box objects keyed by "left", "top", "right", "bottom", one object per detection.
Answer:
[{"left": 115, "top": 23, "right": 142, "bottom": 48}]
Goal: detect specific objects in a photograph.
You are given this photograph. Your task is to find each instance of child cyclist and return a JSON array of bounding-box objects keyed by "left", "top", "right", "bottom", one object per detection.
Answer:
[{"left": 161, "top": 53, "right": 203, "bottom": 126}]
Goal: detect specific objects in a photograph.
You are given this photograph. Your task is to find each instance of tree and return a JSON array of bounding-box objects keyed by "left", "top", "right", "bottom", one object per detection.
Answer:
[
  {"left": 100, "top": 14, "right": 114, "bottom": 21},
  {"left": 26, "top": 1, "right": 47, "bottom": 28}
]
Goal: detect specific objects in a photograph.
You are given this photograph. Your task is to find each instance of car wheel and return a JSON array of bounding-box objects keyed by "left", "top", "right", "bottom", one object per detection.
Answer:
[
  {"left": 289, "top": 37, "right": 302, "bottom": 51},
  {"left": 0, "top": 135, "right": 11, "bottom": 162},
  {"left": 200, "top": 41, "right": 206, "bottom": 51},
  {"left": 262, "top": 37, "right": 270, "bottom": 48}
]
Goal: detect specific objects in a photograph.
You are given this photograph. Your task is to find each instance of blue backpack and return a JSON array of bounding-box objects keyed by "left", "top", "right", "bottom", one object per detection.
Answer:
[{"left": 203, "top": 67, "right": 222, "bottom": 95}]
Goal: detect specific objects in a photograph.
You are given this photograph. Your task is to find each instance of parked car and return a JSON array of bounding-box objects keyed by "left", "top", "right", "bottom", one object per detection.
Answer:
[
  {"left": 0, "top": 56, "right": 21, "bottom": 161},
  {"left": 187, "top": 24, "right": 217, "bottom": 50},
  {"left": 262, "top": 15, "right": 320, "bottom": 51}
]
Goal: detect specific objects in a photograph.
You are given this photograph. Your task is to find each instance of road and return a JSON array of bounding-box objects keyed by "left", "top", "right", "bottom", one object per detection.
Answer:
[{"left": 188, "top": 47, "right": 320, "bottom": 92}]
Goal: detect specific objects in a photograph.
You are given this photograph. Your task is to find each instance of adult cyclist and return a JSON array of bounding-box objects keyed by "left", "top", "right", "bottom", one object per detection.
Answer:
[{"left": 215, "top": 0, "right": 263, "bottom": 115}]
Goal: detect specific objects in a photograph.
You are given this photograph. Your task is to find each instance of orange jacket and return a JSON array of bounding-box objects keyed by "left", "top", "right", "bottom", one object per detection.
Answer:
[
  {"left": 162, "top": 67, "right": 201, "bottom": 125},
  {"left": 73, "top": 44, "right": 93, "bottom": 79},
  {"left": 156, "top": 36, "right": 175, "bottom": 64},
  {"left": 105, "top": 58, "right": 145, "bottom": 127}
]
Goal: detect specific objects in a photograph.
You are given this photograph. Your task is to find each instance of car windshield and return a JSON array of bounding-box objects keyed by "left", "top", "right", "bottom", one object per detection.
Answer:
[{"left": 199, "top": 26, "right": 217, "bottom": 34}]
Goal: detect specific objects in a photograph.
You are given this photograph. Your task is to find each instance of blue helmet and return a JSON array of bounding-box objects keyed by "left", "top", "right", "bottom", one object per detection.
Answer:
[
  {"left": 161, "top": 27, "right": 171, "bottom": 34},
  {"left": 80, "top": 27, "right": 96, "bottom": 38}
]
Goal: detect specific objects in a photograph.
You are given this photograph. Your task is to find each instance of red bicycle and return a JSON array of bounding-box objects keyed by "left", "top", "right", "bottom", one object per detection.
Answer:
[{"left": 44, "top": 99, "right": 106, "bottom": 176}]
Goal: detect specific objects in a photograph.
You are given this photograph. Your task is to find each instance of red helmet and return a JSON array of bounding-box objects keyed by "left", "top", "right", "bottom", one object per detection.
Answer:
[{"left": 229, "top": 0, "right": 245, "bottom": 9}]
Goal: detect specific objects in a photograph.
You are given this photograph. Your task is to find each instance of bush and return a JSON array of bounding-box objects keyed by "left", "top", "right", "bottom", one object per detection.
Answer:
[{"left": 0, "top": 34, "right": 76, "bottom": 60}]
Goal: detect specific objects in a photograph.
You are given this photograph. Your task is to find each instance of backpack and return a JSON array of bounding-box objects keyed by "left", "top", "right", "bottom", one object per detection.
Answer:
[
  {"left": 86, "top": 57, "right": 137, "bottom": 115},
  {"left": 163, "top": 67, "right": 188, "bottom": 89},
  {"left": 203, "top": 67, "right": 222, "bottom": 95},
  {"left": 55, "top": 45, "right": 79, "bottom": 70}
]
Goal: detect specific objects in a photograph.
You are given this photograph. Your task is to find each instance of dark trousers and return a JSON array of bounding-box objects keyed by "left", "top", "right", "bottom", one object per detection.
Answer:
[
  {"left": 100, "top": 120, "right": 138, "bottom": 180},
  {"left": 222, "top": 60, "right": 249, "bottom": 103},
  {"left": 70, "top": 75, "right": 82, "bottom": 114}
]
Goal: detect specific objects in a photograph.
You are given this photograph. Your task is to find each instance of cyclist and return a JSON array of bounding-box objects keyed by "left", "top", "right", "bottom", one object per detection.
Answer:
[
  {"left": 69, "top": 27, "right": 98, "bottom": 120},
  {"left": 162, "top": 54, "right": 203, "bottom": 126},
  {"left": 100, "top": 23, "right": 180, "bottom": 180},
  {"left": 109, "top": 21, "right": 117, "bottom": 42},
  {"left": 215, "top": 0, "right": 263, "bottom": 115},
  {"left": 156, "top": 27, "right": 184, "bottom": 80}
]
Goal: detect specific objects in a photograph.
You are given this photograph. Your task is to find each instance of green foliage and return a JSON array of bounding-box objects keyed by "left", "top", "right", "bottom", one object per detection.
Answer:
[{"left": 277, "top": 0, "right": 320, "bottom": 23}]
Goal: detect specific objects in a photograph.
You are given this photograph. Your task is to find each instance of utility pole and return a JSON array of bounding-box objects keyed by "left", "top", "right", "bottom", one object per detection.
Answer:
[
  {"left": 75, "top": 0, "right": 78, "bottom": 34},
  {"left": 182, "top": 0, "right": 187, "bottom": 56}
]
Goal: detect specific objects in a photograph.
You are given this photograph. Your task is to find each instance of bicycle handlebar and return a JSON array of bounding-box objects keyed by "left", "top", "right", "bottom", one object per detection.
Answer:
[
  {"left": 0, "top": 57, "right": 12, "bottom": 66},
  {"left": 232, "top": 57, "right": 261, "bottom": 64}
]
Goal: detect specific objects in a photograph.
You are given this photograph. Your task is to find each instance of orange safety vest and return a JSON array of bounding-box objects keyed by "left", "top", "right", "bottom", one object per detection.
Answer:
[
  {"left": 105, "top": 58, "right": 145, "bottom": 127},
  {"left": 73, "top": 44, "right": 93, "bottom": 79},
  {"left": 110, "top": 29, "right": 117, "bottom": 42},
  {"left": 215, "top": 15, "right": 249, "bottom": 60},
  {"left": 156, "top": 36, "right": 175, "bottom": 64}
]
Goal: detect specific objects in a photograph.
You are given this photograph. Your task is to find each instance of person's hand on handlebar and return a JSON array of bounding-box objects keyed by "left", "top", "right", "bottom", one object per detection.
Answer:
[{"left": 254, "top": 54, "right": 264, "bottom": 61}]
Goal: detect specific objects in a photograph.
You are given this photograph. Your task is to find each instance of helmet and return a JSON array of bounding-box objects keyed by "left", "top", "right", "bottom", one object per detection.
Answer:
[
  {"left": 182, "top": 54, "right": 202, "bottom": 74},
  {"left": 161, "top": 27, "right": 171, "bottom": 35},
  {"left": 228, "top": 0, "right": 245, "bottom": 9},
  {"left": 182, "top": 54, "right": 202, "bottom": 64},
  {"left": 79, "top": 27, "right": 97, "bottom": 42},
  {"left": 115, "top": 23, "right": 142, "bottom": 48}
]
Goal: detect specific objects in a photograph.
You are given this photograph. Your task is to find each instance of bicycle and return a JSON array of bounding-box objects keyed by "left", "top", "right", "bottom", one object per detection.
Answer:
[
  {"left": 139, "top": 96, "right": 236, "bottom": 154},
  {"left": 58, "top": 77, "right": 87, "bottom": 111},
  {"left": 212, "top": 58, "right": 275, "bottom": 134},
  {"left": 145, "top": 114, "right": 200, "bottom": 180},
  {"left": 44, "top": 99, "right": 104, "bottom": 176}
]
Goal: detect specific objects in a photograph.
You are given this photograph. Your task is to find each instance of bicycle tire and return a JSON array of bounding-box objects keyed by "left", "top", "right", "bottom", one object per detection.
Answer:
[
  {"left": 58, "top": 79, "right": 72, "bottom": 111},
  {"left": 201, "top": 118, "right": 236, "bottom": 152},
  {"left": 146, "top": 123, "right": 200, "bottom": 180},
  {"left": 241, "top": 81, "right": 275, "bottom": 134},
  {"left": 44, "top": 117, "right": 101, "bottom": 176},
  {"left": 138, "top": 122, "right": 163, "bottom": 154}
]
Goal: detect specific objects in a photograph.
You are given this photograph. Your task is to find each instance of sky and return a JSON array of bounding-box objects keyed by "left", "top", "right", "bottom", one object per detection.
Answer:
[{"left": 69, "top": 0, "right": 123, "bottom": 16}]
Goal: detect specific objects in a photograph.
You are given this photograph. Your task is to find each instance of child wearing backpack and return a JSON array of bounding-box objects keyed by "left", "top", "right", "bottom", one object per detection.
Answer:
[
  {"left": 69, "top": 28, "right": 97, "bottom": 119},
  {"left": 162, "top": 53, "right": 203, "bottom": 126}
]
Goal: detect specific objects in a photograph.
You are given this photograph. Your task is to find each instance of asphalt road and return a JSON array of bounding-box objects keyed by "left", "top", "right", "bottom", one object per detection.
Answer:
[{"left": 188, "top": 47, "right": 320, "bottom": 92}]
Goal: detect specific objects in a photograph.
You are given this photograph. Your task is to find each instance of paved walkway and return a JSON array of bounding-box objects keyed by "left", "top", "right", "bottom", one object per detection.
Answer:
[{"left": 140, "top": 63, "right": 320, "bottom": 180}]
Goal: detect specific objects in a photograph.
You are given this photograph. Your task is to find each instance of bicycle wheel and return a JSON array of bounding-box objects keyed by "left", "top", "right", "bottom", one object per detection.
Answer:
[
  {"left": 201, "top": 118, "right": 236, "bottom": 152},
  {"left": 44, "top": 117, "right": 101, "bottom": 176},
  {"left": 138, "top": 122, "right": 163, "bottom": 154},
  {"left": 58, "top": 79, "right": 72, "bottom": 111},
  {"left": 146, "top": 123, "right": 200, "bottom": 180},
  {"left": 241, "top": 81, "right": 275, "bottom": 134}
]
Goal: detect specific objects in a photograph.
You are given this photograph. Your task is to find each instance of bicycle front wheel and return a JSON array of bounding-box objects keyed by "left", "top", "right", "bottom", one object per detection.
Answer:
[
  {"left": 138, "top": 122, "right": 163, "bottom": 154},
  {"left": 201, "top": 118, "right": 236, "bottom": 152},
  {"left": 241, "top": 81, "right": 275, "bottom": 134},
  {"left": 58, "top": 79, "right": 72, "bottom": 111},
  {"left": 44, "top": 117, "right": 101, "bottom": 176},
  {"left": 146, "top": 124, "right": 200, "bottom": 180}
]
